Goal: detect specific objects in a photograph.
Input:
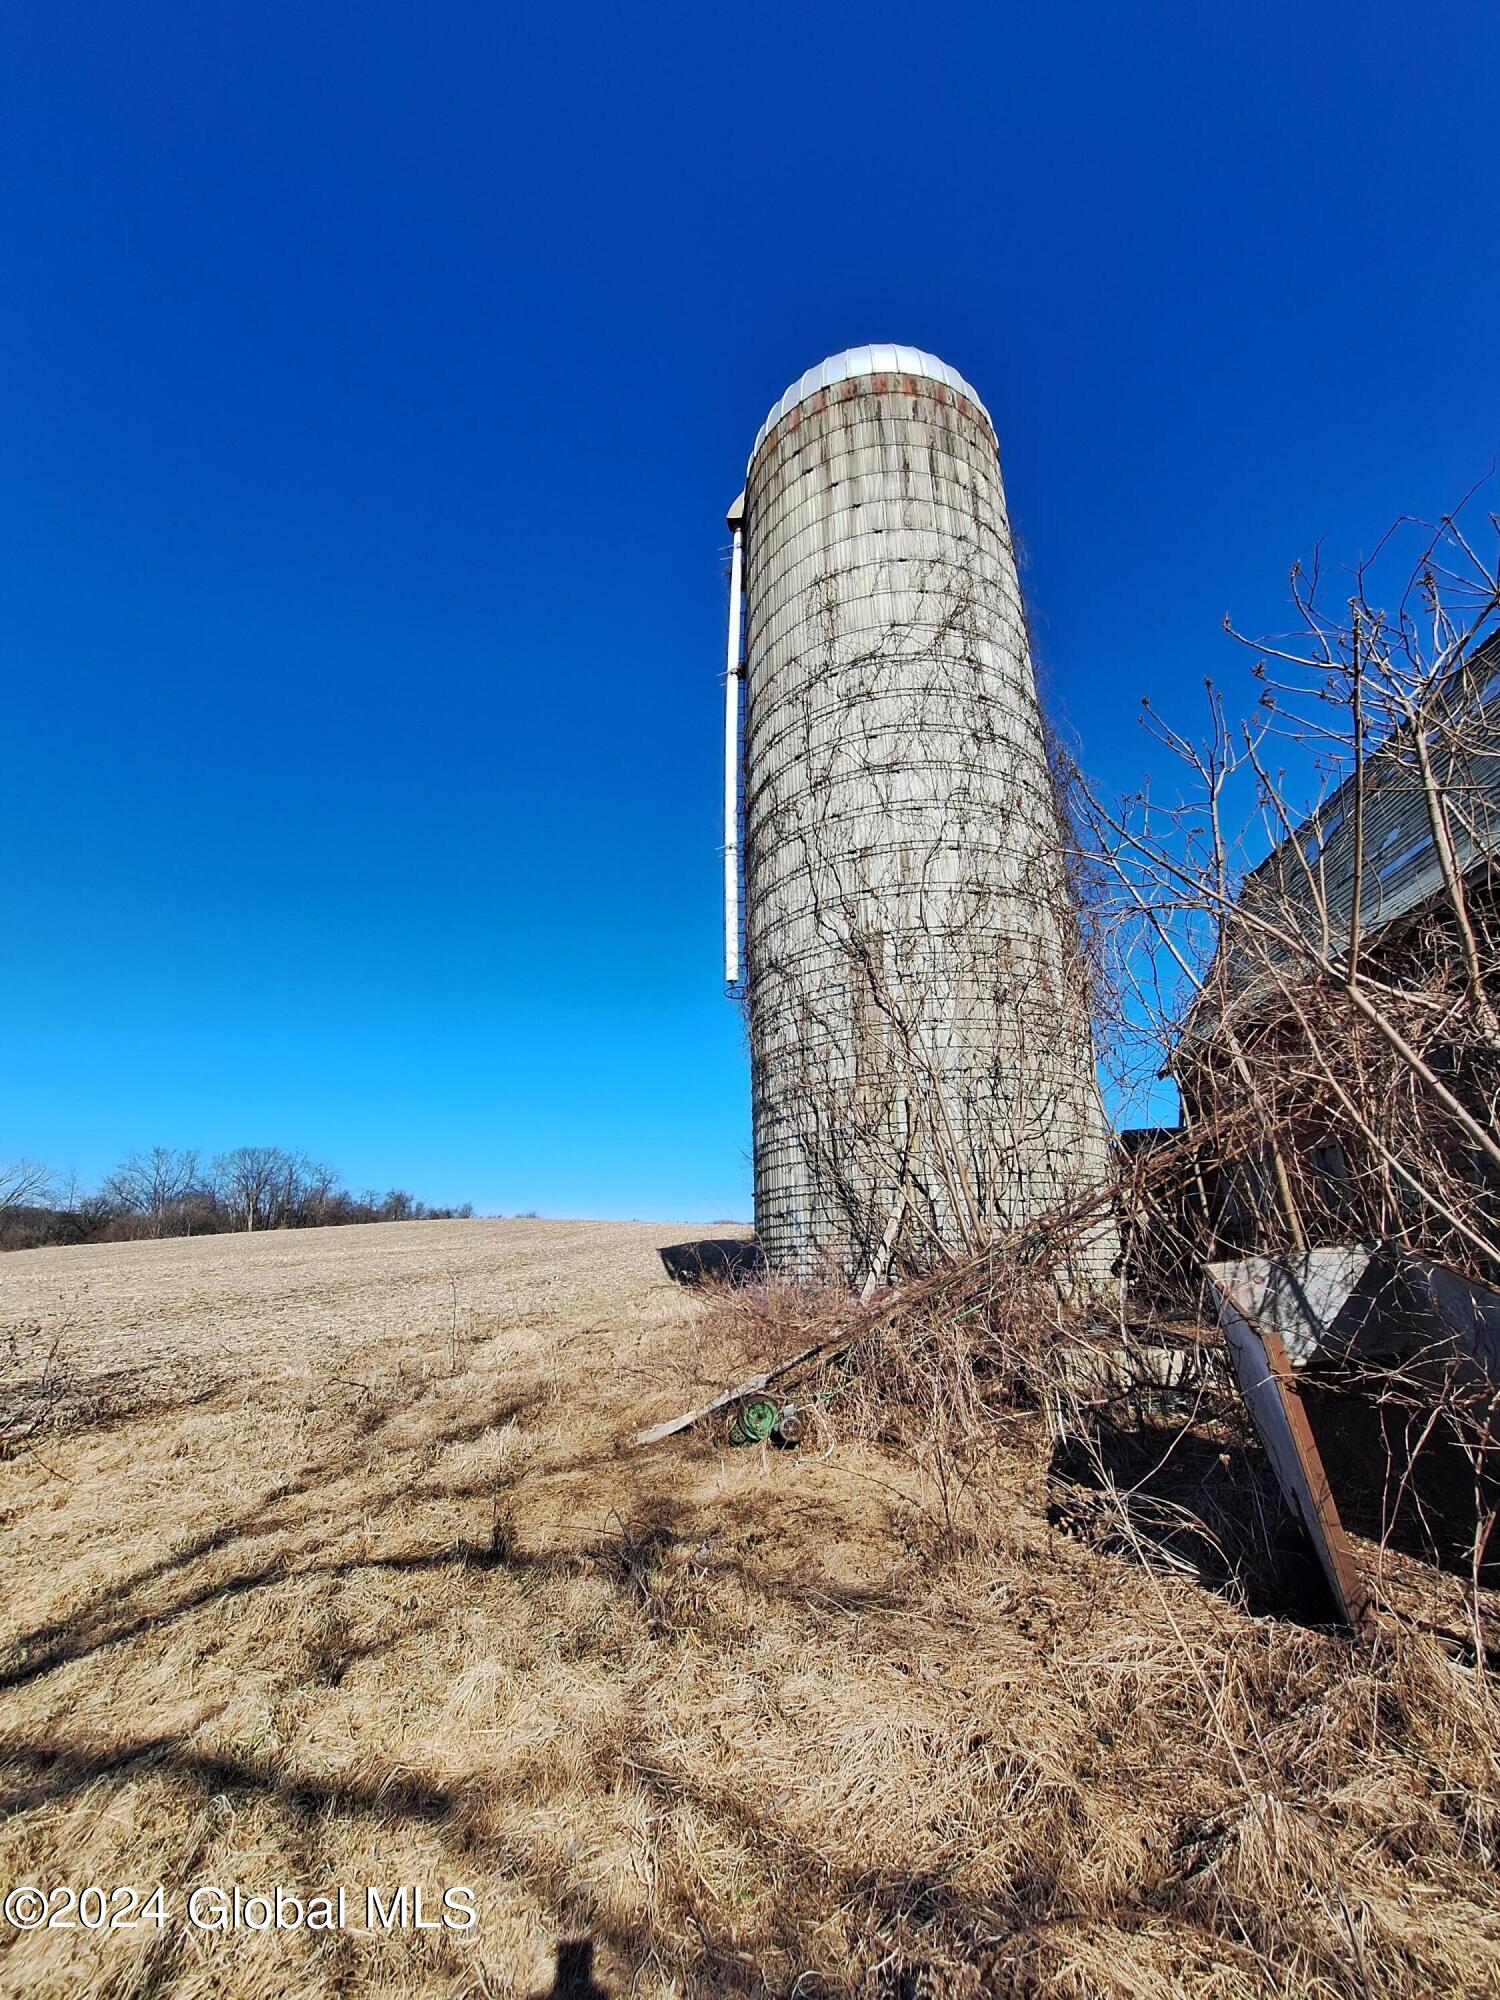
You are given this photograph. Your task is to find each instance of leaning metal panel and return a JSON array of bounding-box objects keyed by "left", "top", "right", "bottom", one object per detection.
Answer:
[{"left": 739, "top": 357, "right": 1118, "bottom": 1284}]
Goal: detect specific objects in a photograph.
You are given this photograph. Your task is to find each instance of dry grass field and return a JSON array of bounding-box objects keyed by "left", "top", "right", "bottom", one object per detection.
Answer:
[{"left": 1, "top": 1220, "right": 1497, "bottom": 1999}]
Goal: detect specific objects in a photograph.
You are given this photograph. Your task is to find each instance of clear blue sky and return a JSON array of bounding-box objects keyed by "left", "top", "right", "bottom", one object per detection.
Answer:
[{"left": 3, "top": 3, "right": 1496, "bottom": 1220}]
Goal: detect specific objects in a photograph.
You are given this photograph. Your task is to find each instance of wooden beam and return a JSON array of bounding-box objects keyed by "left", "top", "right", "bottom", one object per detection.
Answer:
[
  {"left": 1209, "top": 1272, "right": 1375, "bottom": 1629},
  {"left": 632, "top": 1334, "right": 849, "bottom": 1449}
]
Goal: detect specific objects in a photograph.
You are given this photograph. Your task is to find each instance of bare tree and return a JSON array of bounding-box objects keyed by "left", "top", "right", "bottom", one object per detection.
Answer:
[
  {"left": 0, "top": 1145, "right": 473, "bottom": 1251},
  {"left": 212, "top": 1146, "right": 294, "bottom": 1233},
  {"left": 103, "top": 1147, "right": 201, "bottom": 1237},
  {"left": 293, "top": 1158, "right": 340, "bottom": 1227},
  {"left": 0, "top": 1159, "right": 51, "bottom": 1215}
]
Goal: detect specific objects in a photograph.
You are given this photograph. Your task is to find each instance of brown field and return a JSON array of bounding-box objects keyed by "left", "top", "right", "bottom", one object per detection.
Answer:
[{"left": 1, "top": 1220, "right": 1497, "bottom": 1999}]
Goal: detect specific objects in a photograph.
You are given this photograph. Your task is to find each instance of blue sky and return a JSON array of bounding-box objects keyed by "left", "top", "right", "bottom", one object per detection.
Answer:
[{"left": 3, "top": 2, "right": 1497, "bottom": 1219}]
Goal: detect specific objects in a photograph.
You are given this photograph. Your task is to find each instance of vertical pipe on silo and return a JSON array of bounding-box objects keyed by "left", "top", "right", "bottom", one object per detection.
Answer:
[{"left": 723, "top": 512, "right": 744, "bottom": 987}]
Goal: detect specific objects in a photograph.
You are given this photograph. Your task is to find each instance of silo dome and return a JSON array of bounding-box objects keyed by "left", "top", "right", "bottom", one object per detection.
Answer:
[{"left": 748, "top": 345, "right": 994, "bottom": 466}]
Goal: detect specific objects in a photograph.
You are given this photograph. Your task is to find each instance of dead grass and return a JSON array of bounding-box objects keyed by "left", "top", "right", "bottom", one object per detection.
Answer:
[{"left": 0, "top": 1221, "right": 1497, "bottom": 1997}]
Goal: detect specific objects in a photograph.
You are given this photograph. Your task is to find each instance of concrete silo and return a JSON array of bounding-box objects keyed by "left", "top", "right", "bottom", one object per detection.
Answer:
[{"left": 723, "top": 345, "right": 1117, "bottom": 1288}]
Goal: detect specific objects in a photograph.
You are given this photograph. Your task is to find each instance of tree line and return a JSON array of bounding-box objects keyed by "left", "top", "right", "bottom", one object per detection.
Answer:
[{"left": 0, "top": 1148, "right": 475, "bottom": 1252}]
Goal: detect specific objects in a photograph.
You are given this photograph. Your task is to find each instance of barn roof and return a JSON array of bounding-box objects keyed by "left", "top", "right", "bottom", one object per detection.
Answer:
[{"left": 1177, "top": 629, "right": 1500, "bottom": 1055}]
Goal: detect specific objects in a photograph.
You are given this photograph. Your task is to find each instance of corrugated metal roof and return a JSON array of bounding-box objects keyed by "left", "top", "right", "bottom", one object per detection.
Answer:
[
  {"left": 1240, "top": 641, "right": 1500, "bottom": 946},
  {"left": 1178, "top": 631, "right": 1500, "bottom": 1052},
  {"left": 748, "top": 346, "right": 993, "bottom": 470}
]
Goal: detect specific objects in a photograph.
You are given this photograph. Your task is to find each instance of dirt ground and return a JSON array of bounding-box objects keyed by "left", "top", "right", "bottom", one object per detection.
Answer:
[{"left": 1, "top": 1220, "right": 1497, "bottom": 1999}]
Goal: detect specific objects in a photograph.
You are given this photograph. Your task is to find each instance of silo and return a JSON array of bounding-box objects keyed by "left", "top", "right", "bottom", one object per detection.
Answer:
[{"left": 723, "top": 345, "right": 1117, "bottom": 1287}]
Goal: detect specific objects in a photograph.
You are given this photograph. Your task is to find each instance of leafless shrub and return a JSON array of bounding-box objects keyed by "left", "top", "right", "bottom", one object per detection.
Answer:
[
  {"left": 1059, "top": 494, "right": 1500, "bottom": 1641},
  {"left": 0, "top": 1323, "right": 67, "bottom": 1465},
  {"left": 1073, "top": 495, "right": 1500, "bottom": 1275}
]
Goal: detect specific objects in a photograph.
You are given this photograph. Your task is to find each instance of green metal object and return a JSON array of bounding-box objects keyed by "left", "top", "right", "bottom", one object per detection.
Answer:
[{"left": 727, "top": 1395, "right": 779, "bottom": 1446}]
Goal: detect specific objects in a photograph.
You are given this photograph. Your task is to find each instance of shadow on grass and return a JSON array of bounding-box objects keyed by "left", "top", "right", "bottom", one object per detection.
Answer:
[
  {"left": 0, "top": 1708, "right": 801, "bottom": 1996},
  {"left": 531, "top": 1938, "right": 612, "bottom": 1998},
  {"left": 0, "top": 1700, "right": 1019, "bottom": 1998},
  {"left": 0, "top": 1331, "right": 1038, "bottom": 1996},
  {"left": 658, "top": 1239, "right": 762, "bottom": 1288},
  {"left": 1047, "top": 1419, "right": 1337, "bottom": 1625},
  {"left": 0, "top": 1385, "right": 546, "bottom": 1694}
]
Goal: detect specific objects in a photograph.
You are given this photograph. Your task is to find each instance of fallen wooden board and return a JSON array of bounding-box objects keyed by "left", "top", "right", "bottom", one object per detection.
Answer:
[
  {"left": 632, "top": 1335, "right": 849, "bottom": 1448},
  {"left": 1207, "top": 1271, "right": 1374, "bottom": 1628}
]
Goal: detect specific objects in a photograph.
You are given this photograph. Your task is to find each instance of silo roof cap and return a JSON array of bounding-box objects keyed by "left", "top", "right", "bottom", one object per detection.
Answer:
[{"left": 749, "top": 345, "right": 992, "bottom": 469}]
